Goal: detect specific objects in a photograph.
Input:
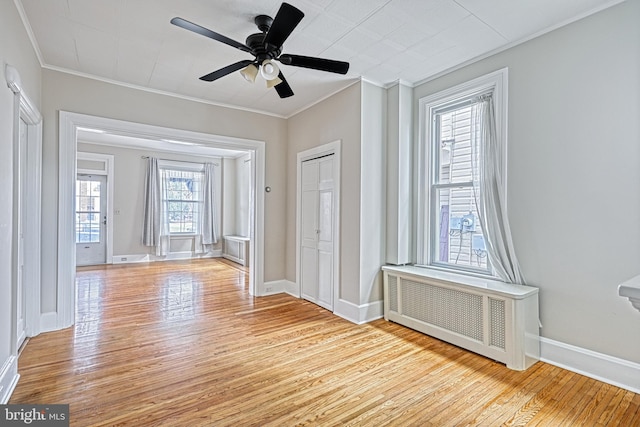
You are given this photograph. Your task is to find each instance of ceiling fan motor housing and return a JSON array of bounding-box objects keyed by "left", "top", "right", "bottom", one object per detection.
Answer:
[
  {"left": 247, "top": 15, "right": 282, "bottom": 62},
  {"left": 246, "top": 32, "right": 281, "bottom": 62}
]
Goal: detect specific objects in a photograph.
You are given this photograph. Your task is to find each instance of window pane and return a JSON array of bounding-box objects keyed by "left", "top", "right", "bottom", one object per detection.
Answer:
[
  {"left": 76, "top": 212, "right": 100, "bottom": 243},
  {"left": 433, "top": 187, "right": 488, "bottom": 271},
  {"left": 436, "top": 106, "right": 475, "bottom": 185},
  {"left": 90, "top": 181, "right": 101, "bottom": 196},
  {"left": 76, "top": 178, "right": 101, "bottom": 243},
  {"left": 162, "top": 169, "right": 203, "bottom": 234}
]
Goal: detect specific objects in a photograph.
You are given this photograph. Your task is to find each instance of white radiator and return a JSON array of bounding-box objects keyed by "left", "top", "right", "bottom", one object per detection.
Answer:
[
  {"left": 382, "top": 265, "right": 539, "bottom": 370},
  {"left": 222, "top": 235, "right": 250, "bottom": 266}
]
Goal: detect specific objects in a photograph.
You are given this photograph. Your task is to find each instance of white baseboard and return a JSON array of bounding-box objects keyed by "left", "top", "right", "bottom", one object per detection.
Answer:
[
  {"left": 112, "top": 251, "right": 222, "bottom": 264},
  {"left": 272, "top": 282, "right": 384, "bottom": 324},
  {"left": 283, "top": 280, "right": 298, "bottom": 296},
  {"left": 334, "top": 298, "right": 384, "bottom": 324},
  {"left": 540, "top": 337, "right": 640, "bottom": 394},
  {"left": 112, "top": 254, "right": 149, "bottom": 264},
  {"left": 263, "top": 280, "right": 296, "bottom": 296},
  {"left": 40, "top": 312, "right": 58, "bottom": 334},
  {"left": 0, "top": 356, "right": 19, "bottom": 404}
]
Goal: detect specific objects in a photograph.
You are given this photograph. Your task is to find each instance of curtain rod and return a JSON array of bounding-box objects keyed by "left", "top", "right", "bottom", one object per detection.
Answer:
[{"left": 141, "top": 156, "right": 219, "bottom": 166}]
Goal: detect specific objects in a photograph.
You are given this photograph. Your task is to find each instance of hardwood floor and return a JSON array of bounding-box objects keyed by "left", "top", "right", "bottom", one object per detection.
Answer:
[{"left": 10, "top": 259, "right": 639, "bottom": 426}]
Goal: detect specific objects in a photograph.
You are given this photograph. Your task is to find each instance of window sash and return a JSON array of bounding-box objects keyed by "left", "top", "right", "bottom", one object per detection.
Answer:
[
  {"left": 161, "top": 168, "right": 204, "bottom": 235},
  {"left": 417, "top": 69, "right": 507, "bottom": 277}
]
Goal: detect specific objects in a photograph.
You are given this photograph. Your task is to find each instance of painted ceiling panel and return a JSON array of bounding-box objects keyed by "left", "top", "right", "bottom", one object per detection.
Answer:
[{"left": 16, "top": 0, "right": 623, "bottom": 117}]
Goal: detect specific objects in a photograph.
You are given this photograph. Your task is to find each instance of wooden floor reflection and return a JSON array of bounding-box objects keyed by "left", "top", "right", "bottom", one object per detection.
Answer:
[{"left": 10, "top": 258, "right": 640, "bottom": 426}]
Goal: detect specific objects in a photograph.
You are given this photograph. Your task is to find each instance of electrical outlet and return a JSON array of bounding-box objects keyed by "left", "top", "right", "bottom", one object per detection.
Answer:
[
  {"left": 114, "top": 209, "right": 121, "bottom": 215},
  {"left": 265, "top": 286, "right": 273, "bottom": 293},
  {"left": 120, "top": 257, "right": 127, "bottom": 261}
]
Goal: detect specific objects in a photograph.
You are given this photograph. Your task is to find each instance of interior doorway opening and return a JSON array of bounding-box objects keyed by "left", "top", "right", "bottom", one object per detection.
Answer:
[{"left": 59, "top": 111, "right": 267, "bottom": 329}]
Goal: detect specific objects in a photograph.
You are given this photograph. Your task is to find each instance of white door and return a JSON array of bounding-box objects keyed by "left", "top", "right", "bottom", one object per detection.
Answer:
[
  {"left": 76, "top": 174, "right": 107, "bottom": 266},
  {"left": 300, "top": 155, "right": 335, "bottom": 311},
  {"left": 16, "top": 118, "right": 27, "bottom": 349}
]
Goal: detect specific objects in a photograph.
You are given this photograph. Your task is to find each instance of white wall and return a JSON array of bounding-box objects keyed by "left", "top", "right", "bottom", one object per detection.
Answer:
[
  {"left": 287, "top": 81, "right": 386, "bottom": 315},
  {"left": 359, "top": 82, "right": 386, "bottom": 305},
  {"left": 77, "top": 142, "right": 226, "bottom": 258},
  {"left": 222, "top": 158, "right": 237, "bottom": 236},
  {"left": 40, "top": 69, "right": 288, "bottom": 314},
  {"left": 236, "top": 153, "right": 252, "bottom": 237},
  {"left": 413, "top": 0, "right": 640, "bottom": 363},
  {"left": 0, "top": 0, "right": 41, "bottom": 401},
  {"left": 287, "top": 83, "right": 362, "bottom": 304}
]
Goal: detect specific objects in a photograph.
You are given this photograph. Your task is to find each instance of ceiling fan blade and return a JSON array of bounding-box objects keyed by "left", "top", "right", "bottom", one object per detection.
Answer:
[
  {"left": 199, "top": 60, "right": 254, "bottom": 82},
  {"left": 171, "top": 17, "right": 251, "bottom": 53},
  {"left": 263, "top": 3, "right": 304, "bottom": 48},
  {"left": 278, "top": 54, "right": 349, "bottom": 74},
  {"left": 274, "top": 72, "right": 294, "bottom": 98}
]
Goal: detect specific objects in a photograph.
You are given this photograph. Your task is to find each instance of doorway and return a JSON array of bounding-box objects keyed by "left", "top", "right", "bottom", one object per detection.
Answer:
[
  {"left": 75, "top": 174, "right": 107, "bottom": 266},
  {"left": 296, "top": 141, "right": 341, "bottom": 312},
  {"left": 58, "top": 112, "right": 267, "bottom": 329}
]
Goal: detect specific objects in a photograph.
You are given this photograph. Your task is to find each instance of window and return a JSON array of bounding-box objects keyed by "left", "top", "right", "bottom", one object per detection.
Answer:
[
  {"left": 418, "top": 70, "right": 507, "bottom": 276},
  {"left": 161, "top": 168, "right": 203, "bottom": 234},
  {"left": 75, "top": 178, "right": 101, "bottom": 243}
]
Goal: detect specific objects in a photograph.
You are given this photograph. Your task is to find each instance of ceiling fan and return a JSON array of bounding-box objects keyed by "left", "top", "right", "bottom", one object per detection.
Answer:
[{"left": 171, "top": 2, "right": 349, "bottom": 99}]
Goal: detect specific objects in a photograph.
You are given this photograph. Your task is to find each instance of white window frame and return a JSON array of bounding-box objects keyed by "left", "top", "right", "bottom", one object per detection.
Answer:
[
  {"left": 158, "top": 160, "right": 205, "bottom": 236},
  {"left": 416, "top": 68, "right": 508, "bottom": 276}
]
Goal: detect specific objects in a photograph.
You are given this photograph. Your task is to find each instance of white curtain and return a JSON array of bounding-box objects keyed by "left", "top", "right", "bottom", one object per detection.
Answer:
[
  {"left": 196, "top": 162, "right": 218, "bottom": 254},
  {"left": 142, "top": 157, "right": 170, "bottom": 256},
  {"left": 471, "top": 95, "right": 526, "bottom": 284}
]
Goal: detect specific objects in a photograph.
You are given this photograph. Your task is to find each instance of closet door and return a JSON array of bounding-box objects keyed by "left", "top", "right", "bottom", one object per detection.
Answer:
[{"left": 300, "top": 155, "right": 335, "bottom": 311}]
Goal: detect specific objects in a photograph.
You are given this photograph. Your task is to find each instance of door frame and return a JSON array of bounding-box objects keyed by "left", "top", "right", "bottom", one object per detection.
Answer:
[
  {"left": 6, "top": 65, "right": 43, "bottom": 351},
  {"left": 296, "top": 140, "right": 341, "bottom": 310},
  {"left": 76, "top": 152, "right": 114, "bottom": 265},
  {"left": 58, "top": 111, "right": 266, "bottom": 329}
]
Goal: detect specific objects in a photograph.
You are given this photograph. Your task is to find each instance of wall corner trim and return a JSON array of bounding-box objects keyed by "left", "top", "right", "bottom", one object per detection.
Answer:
[
  {"left": 264, "top": 279, "right": 296, "bottom": 296},
  {"left": 540, "top": 337, "right": 640, "bottom": 394},
  {"left": 334, "top": 299, "right": 384, "bottom": 325},
  {"left": 39, "top": 312, "right": 59, "bottom": 334}
]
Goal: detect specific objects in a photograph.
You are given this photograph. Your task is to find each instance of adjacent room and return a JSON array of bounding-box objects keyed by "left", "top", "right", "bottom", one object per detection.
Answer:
[{"left": 1, "top": 0, "right": 638, "bottom": 425}]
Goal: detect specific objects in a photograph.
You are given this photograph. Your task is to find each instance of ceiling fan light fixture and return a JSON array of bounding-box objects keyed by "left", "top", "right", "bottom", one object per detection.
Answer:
[
  {"left": 240, "top": 64, "right": 258, "bottom": 83},
  {"left": 266, "top": 76, "right": 283, "bottom": 88},
  {"left": 260, "top": 59, "right": 280, "bottom": 81}
]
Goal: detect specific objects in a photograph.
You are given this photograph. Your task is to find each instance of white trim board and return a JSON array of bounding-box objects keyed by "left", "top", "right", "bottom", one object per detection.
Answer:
[
  {"left": 0, "top": 356, "right": 19, "bottom": 404},
  {"left": 540, "top": 337, "right": 640, "bottom": 394},
  {"left": 5, "top": 64, "right": 43, "bottom": 351}
]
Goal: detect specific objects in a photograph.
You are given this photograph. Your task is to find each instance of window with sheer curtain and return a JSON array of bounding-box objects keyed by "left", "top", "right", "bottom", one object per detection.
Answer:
[
  {"left": 417, "top": 69, "right": 525, "bottom": 284},
  {"left": 429, "top": 99, "right": 490, "bottom": 273},
  {"left": 143, "top": 158, "right": 218, "bottom": 257},
  {"left": 162, "top": 168, "right": 203, "bottom": 234}
]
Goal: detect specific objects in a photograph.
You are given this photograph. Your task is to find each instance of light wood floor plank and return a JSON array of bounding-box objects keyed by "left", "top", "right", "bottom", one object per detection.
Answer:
[{"left": 9, "top": 259, "right": 639, "bottom": 426}]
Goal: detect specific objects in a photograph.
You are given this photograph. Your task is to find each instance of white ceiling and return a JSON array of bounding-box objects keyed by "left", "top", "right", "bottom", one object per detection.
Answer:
[{"left": 17, "top": 0, "right": 622, "bottom": 118}]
